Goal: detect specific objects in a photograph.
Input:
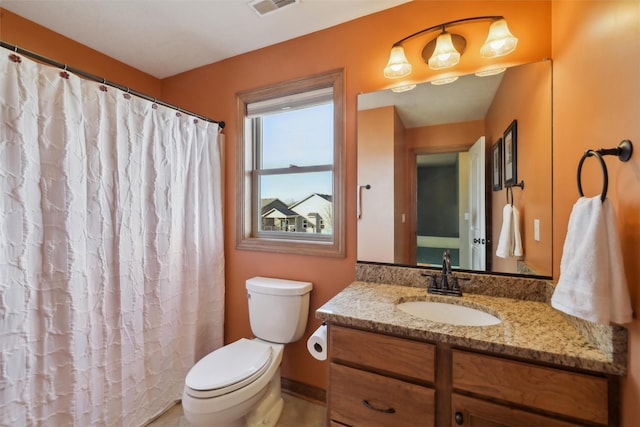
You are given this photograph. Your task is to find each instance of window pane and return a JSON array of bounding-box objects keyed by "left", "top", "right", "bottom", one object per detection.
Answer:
[
  {"left": 260, "top": 103, "right": 333, "bottom": 169},
  {"left": 259, "top": 171, "right": 333, "bottom": 234}
]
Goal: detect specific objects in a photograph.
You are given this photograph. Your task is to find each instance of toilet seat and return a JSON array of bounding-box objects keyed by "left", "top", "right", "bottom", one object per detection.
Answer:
[{"left": 185, "top": 338, "right": 272, "bottom": 399}]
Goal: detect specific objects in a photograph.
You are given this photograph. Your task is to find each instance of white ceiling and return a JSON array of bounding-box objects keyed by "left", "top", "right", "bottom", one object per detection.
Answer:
[{"left": 2, "top": 0, "right": 410, "bottom": 79}]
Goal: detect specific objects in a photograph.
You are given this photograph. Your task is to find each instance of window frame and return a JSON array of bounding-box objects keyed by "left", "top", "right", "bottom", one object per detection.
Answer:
[{"left": 235, "top": 69, "right": 345, "bottom": 257}]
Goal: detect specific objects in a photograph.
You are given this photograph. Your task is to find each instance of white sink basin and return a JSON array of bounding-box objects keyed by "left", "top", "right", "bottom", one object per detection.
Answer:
[{"left": 397, "top": 301, "right": 501, "bottom": 326}]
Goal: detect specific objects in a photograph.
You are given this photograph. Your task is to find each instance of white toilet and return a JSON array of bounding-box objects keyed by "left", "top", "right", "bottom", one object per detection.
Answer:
[{"left": 182, "top": 276, "right": 313, "bottom": 427}]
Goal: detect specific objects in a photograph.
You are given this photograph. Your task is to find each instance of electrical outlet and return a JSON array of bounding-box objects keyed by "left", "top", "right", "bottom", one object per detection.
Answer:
[{"left": 534, "top": 219, "right": 540, "bottom": 241}]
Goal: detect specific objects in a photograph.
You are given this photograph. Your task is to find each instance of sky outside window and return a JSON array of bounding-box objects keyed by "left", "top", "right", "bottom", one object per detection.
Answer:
[{"left": 260, "top": 103, "right": 333, "bottom": 202}]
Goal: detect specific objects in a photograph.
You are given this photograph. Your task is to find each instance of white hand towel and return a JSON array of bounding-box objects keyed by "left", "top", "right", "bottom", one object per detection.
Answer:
[
  {"left": 551, "top": 196, "right": 632, "bottom": 325},
  {"left": 496, "top": 204, "right": 523, "bottom": 258},
  {"left": 512, "top": 205, "right": 523, "bottom": 257},
  {"left": 496, "top": 204, "right": 513, "bottom": 258}
]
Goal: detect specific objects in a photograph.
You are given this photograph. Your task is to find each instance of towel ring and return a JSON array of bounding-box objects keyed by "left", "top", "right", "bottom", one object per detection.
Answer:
[
  {"left": 576, "top": 140, "right": 633, "bottom": 202},
  {"left": 577, "top": 150, "right": 608, "bottom": 202},
  {"left": 506, "top": 186, "right": 514, "bottom": 205},
  {"left": 505, "top": 180, "right": 524, "bottom": 206}
]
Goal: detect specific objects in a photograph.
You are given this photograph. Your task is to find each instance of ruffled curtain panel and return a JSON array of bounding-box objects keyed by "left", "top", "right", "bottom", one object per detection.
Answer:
[{"left": 0, "top": 48, "right": 224, "bottom": 426}]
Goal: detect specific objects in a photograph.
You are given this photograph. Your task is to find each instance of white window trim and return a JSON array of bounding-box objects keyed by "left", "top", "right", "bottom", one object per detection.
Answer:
[{"left": 235, "top": 69, "right": 345, "bottom": 257}]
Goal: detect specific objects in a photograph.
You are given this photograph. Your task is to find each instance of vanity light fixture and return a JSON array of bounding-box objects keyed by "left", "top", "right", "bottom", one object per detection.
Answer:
[{"left": 383, "top": 16, "right": 518, "bottom": 79}]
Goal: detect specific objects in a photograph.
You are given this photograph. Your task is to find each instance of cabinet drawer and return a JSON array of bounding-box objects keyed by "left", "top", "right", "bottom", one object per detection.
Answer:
[
  {"left": 329, "top": 363, "right": 435, "bottom": 427},
  {"left": 330, "top": 325, "right": 435, "bottom": 382},
  {"left": 452, "top": 350, "right": 608, "bottom": 425}
]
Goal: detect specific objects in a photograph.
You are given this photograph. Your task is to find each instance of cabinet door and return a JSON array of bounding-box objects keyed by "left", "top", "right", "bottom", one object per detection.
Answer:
[
  {"left": 452, "top": 350, "right": 608, "bottom": 425},
  {"left": 330, "top": 363, "right": 435, "bottom": 426},
  {"left": 451, "top": 394, "right": 581, "bottom": 427}
]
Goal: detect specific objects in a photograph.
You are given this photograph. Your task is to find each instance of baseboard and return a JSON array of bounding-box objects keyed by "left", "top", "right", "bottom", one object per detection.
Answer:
[{"left": 281, "top": 377, "right": 326, "bottom": 405}]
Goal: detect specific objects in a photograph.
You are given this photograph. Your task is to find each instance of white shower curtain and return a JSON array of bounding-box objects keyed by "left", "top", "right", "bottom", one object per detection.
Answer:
[{"left": 0, "top": 49, "right": 224, "bottom": 426}]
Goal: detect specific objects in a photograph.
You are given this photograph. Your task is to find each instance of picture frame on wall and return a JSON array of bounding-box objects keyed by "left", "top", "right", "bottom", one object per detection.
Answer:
[
  {"left": 492, "top": 138, "right": 502, "bottom": 191},
  {"left": 503, "top": 120, "right": 518, "bottom": 186}
]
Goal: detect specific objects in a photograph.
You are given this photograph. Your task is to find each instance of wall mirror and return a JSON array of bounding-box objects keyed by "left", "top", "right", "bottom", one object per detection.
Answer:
[{"left": 357, "top": 60, "right": 552, "bottom": 277}]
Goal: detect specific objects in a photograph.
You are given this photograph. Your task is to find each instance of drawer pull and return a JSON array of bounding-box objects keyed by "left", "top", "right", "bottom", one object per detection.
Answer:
[
  {"left": 454, "top": 411, "right": 464, "bottom": 425},
  {"left": 362, "top": 399, "right": 396, "bottom": 414}
]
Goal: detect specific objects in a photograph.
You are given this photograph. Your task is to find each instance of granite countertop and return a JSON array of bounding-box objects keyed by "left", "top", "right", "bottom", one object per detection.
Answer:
[{"left": 316, "top": 281, "right": 626, "bottom": 375}]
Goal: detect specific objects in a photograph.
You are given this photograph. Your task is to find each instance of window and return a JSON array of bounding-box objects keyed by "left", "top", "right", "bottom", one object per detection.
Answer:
[{"left": 236, "top": 70, "right": 344, "bottom": 257}]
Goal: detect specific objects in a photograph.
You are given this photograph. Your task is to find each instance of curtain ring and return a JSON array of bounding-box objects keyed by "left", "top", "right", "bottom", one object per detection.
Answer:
[{"left": 577, "top": 150, "right": 608, "bottom": 202}]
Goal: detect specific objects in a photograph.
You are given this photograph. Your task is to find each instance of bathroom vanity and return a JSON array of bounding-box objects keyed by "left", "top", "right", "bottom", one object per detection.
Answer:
[{"left": 317, "top": 265, "right": 627, "bottom": 427}]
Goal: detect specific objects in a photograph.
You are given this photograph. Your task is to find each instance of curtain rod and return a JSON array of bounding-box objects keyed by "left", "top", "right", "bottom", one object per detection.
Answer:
[{"left": 1, "top": 41, "right": 225, "bottom": 129}]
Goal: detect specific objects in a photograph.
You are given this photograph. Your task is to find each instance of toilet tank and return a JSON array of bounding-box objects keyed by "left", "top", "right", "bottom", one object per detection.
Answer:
[{"left": 246, "top": 277, "right": 313, "bottom": 343}]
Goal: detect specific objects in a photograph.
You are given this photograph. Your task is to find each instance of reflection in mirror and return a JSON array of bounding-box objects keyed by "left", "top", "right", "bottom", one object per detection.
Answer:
[{"left": 357, "top": 60, "right": 552, "bottom": 277}]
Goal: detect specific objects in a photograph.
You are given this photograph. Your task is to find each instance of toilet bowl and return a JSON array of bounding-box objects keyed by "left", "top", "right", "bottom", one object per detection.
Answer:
[
  {"left": 182, "top": 338, "right": 284, "bottom": 427},
  {"left": 182, "top": 277, "right": 312, "bottom": 427}
]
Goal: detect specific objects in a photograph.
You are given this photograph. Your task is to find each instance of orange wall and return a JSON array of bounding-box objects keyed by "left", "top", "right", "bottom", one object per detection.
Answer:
[
  {"left": 405, "top": 120, "right": 486, "bottom": 152},
  {"left": 159, "top": 0, "right": 551, "bottom": 391},
  {"left": 0, "top": 9, "right": 161, "bottom": 96},
  {"left": 486, "top": 61, "right": 553, "bottom": 276},
  {"left": 552, "top": 2, "right": 640, "bottom": 425}
]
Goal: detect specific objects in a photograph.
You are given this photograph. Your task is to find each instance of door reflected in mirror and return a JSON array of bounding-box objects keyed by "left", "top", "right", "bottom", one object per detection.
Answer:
[{"left": 357, "top": 60, "right": 552, "bottom": 277}]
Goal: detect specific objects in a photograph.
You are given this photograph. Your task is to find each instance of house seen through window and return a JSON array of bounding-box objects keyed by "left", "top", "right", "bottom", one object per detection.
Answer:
[{"left": 236, "top": 70, "right": 344, "bottom": 257}]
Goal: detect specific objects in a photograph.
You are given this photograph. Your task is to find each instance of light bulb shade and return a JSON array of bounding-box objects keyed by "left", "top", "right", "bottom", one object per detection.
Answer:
[
  {"left": 480, "top": 18, "right": 518, "bottom": 58},
  {"left": 384, "top": 46, "right": 412, "bottom": 79},
  {"left": 431, "top": 76, "right": 459, "bottom": 85},
  {"left": 428, "top": 32, "right": 461, "bottom": 70},
  {"left": 391, "top": 84, "right": 417, "bottom": 93},
  {"left": 475, "top": 67, "right": 507, "bottom": 77}
]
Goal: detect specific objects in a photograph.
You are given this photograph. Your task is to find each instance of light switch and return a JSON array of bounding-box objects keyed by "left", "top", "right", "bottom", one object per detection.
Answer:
[{"left": 534, "top": 219, "right": 540, "bottom": 241}]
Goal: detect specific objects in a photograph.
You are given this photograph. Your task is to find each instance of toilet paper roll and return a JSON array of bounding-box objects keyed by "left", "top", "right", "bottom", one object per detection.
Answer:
[{"left": 306, "top": 324, "right": 327, "bottom": 361}]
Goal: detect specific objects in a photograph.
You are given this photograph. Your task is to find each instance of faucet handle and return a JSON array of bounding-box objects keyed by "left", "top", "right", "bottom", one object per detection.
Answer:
[
  {"left": 451, "top": 276, "right": 470, "bottom": 292},
  {"left": 450, "top": 276, "right": 459, "bottom": 291},
  {"left": 421, "top": 272, "right": 441, "bottom": 289}
]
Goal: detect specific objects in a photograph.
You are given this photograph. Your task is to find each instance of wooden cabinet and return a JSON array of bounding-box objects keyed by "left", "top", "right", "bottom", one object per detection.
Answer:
[
  {"left": 326, "top": 324, "right": 617, "bottom": 427},
  {"left": 451, "top": 350, "right": 609, "bottom": 426},
  {"left": 328, "top": 325, "right": 436, "bottom": 426}
]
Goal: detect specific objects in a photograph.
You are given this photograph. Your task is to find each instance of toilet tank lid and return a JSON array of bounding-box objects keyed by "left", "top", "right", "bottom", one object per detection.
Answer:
[{"left": 246, "top": 276, "right": 313, "bottom": 295}]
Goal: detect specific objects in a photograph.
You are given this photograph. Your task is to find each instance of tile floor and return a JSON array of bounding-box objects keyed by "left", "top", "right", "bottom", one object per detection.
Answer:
[{"left": 147, "top": 393, "right": 327, "bottom": 427}]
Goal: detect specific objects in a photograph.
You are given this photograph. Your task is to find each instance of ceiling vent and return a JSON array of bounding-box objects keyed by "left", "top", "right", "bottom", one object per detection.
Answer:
[{"left": 249, "top": 0, "right": 299, "bottom": 16}]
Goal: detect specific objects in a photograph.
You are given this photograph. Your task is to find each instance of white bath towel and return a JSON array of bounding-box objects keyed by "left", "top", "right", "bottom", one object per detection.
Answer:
[
  {"left": 496, "top": 204, "right": 523, "bottom": 258},
  {"left": 551, "top": 196, "right": 632, "bottom": 325},
  {"left": 512, "top": 205, "right": 523, "bottom": 257}
]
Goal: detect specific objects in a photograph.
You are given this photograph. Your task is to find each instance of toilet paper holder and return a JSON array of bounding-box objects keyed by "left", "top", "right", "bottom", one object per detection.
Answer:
[
  {"left": 312, "top": 322, "right": 327, "bottom": 352},
  {"left": 307, "top": 322, "right": 328, "bottom": 361}
]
